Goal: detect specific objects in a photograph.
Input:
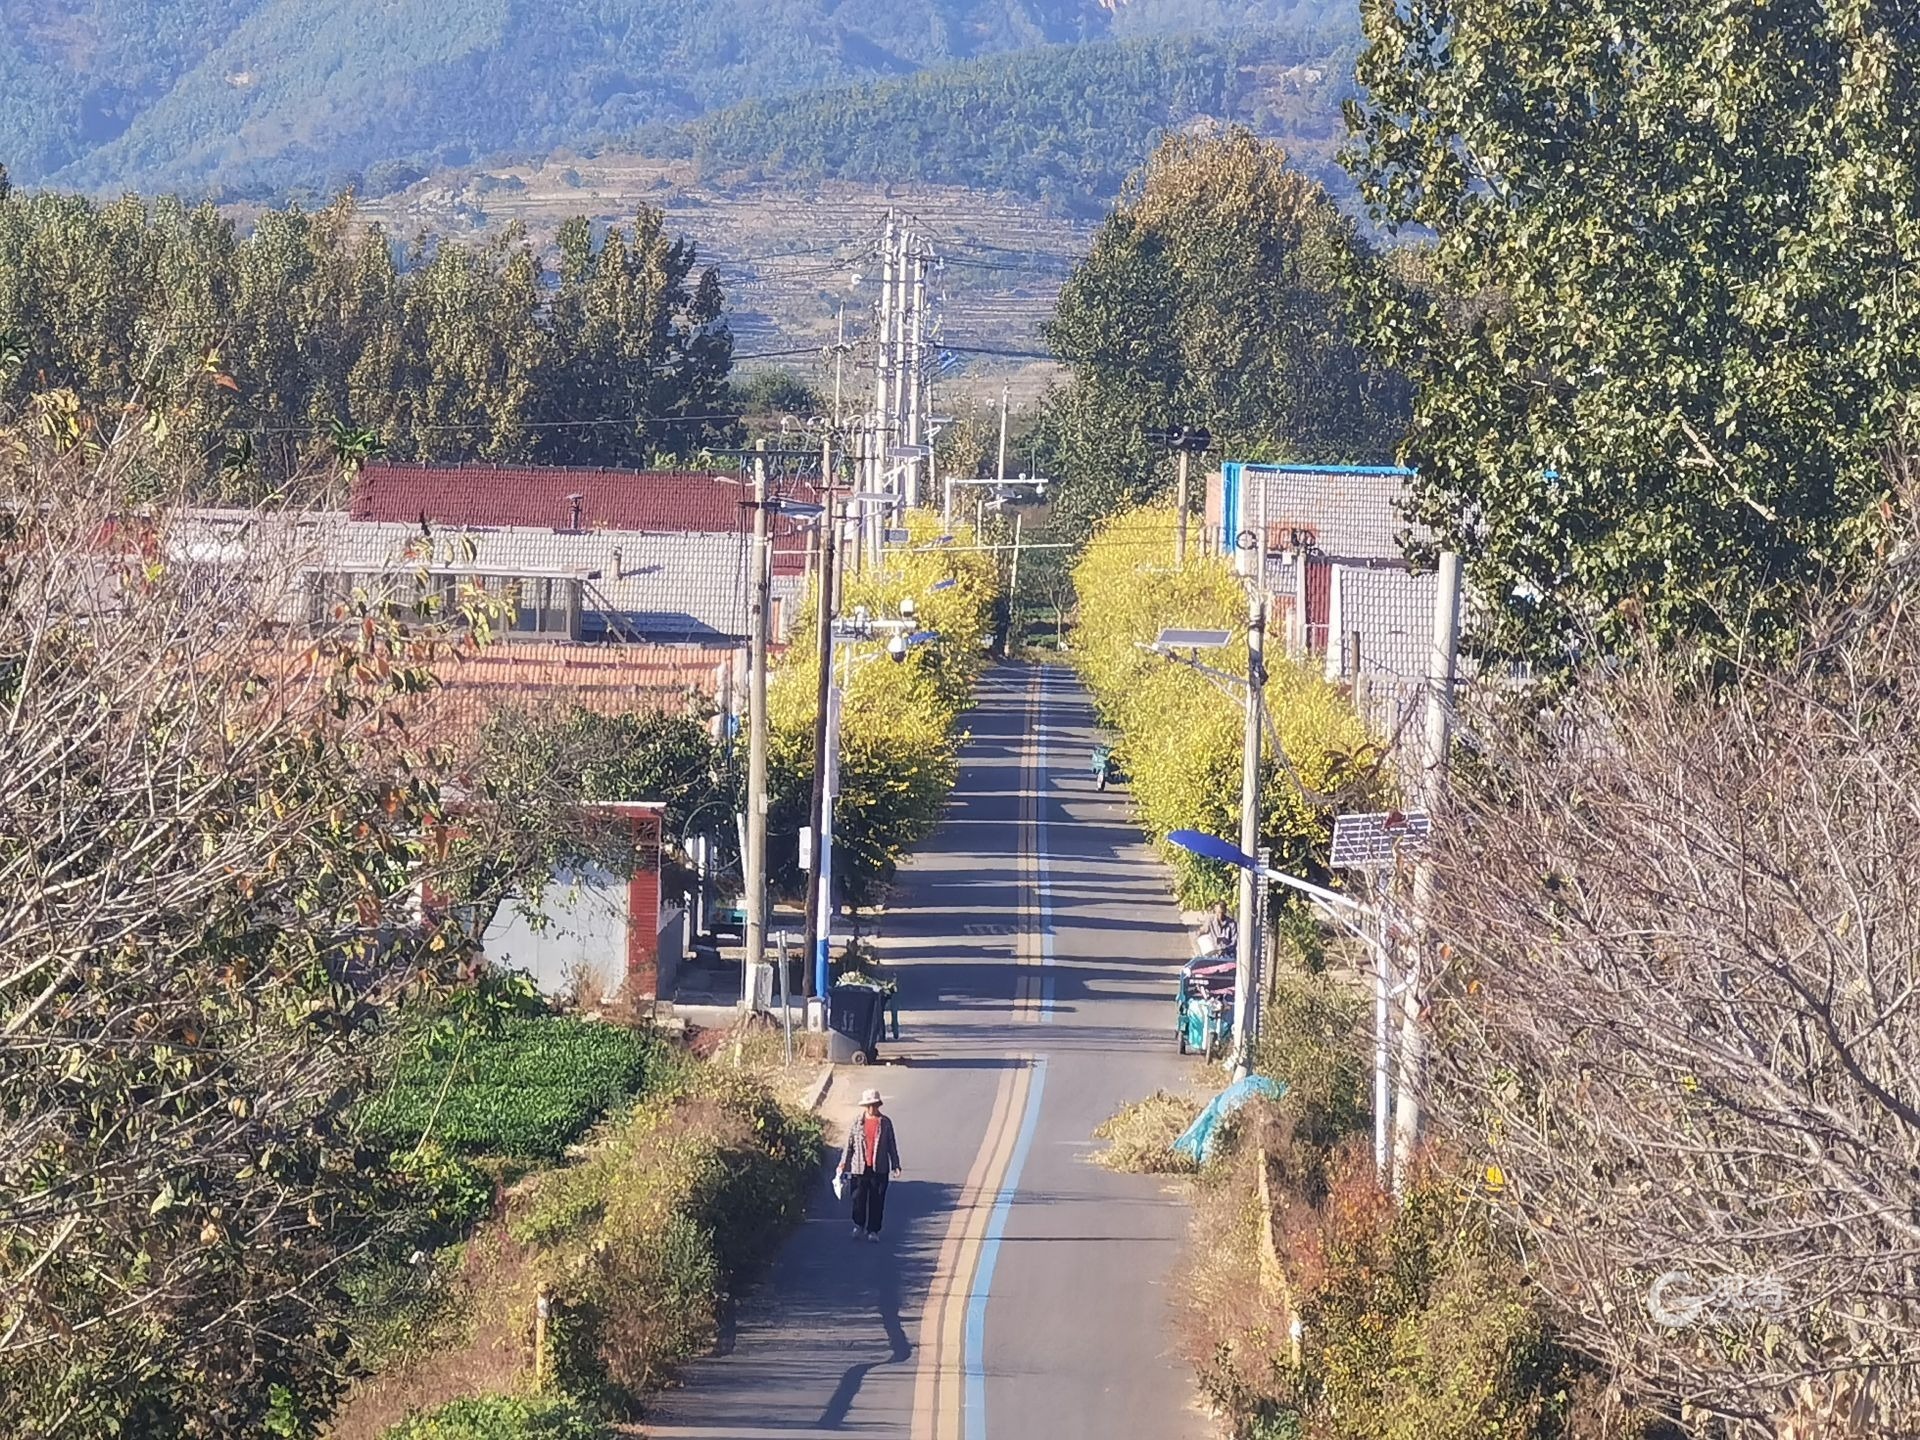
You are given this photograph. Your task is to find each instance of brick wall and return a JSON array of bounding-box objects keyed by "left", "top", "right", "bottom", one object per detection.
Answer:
[{"left": 623, "top": 809, "right": 664, "bottom": 1005}]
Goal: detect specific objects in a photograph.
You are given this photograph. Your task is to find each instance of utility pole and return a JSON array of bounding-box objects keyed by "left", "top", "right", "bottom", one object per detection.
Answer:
[
  {"left": 813, "top": 644, "right": 845, "bottom": 1002},
  {"left": 830, "top": 304, "right": 848, "bottom": 429},
  {"left": 892, "top": 226, "right": 911, "bottom": 497},
  {"left": 742, "top": 442, "right": 773, "bottom": 1005},
  {"left": 1231, "top": 529, "right": 1269, "bottom": 1082},
  {"left": 1391, "top": 549, "right": 1461, "bottom": 1186},
  {"left": 801, "top": 467, "right": 838, "bottom": 1002},
  {"left": 873, "top": 213, "right": 896, "bottom": 531},
  {"left": 1175, "top": 447, "right": 1191, "bottom": 569},
  {"left": 905, "top": 234, "right": 927, "bottom": 511},
  {"left": 1010, "top": 509, "right": 1024, "bottom": 598},
  {"left": 996, "top": 384, "right": 1009, "bottom": 485}
]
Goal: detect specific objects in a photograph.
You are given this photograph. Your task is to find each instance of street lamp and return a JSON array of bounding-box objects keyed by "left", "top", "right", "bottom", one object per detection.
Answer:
[
  {"left": 1146, "top": 424, "right": 1213, "bottom": 568},
  {"left": 1169, "top": 826, "right": 1409, "bottom": 1174},
  {"left": 1153, "top": 619, "right": 1264, "bottom": 1081},
  {"left": 810, "top": 608, "right": 941, "bottom": 1000},
  {"left": 944, "top": 473, "right": 1047, "bottom": 525}
]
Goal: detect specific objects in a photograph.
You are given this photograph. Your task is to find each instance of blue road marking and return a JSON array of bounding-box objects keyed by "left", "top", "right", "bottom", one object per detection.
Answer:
[{"left": 963, "top": 1055, "right": 1049, "bottom": 1440}]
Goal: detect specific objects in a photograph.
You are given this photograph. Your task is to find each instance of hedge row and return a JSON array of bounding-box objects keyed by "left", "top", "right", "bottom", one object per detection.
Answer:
[
  {"left": 767, "top": 506, "right": 1003, "bottom": 908},
  {"left": 1070, "top": 504, "right": 1389, "bottom": 909},
  {"left": 376, "top": 1064, "right": 823, "bottom": 1437}
]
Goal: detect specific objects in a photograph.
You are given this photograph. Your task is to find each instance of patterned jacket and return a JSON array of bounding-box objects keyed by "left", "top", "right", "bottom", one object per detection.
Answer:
[{"left": 838, "top": 1113, "right": 901, "bottom": 1177}]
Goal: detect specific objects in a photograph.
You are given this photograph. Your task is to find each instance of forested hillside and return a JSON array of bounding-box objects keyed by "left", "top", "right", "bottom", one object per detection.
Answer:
[
  {"left": 670, "top": 29, "right": 1355, "bottom": 214},
  {"left": 0, "top": 0, "right": 1354, "bottom": 198}
]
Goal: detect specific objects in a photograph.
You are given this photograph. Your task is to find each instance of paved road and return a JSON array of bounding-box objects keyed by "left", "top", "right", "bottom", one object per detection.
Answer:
[{"left": 644, "top": 664, "right": 1208, "bottom": 1440}]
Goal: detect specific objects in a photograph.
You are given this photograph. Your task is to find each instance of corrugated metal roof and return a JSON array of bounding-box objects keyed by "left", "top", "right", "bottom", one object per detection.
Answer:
[{"left": 167, "top": 508, "right": 808, "bottom": 645}]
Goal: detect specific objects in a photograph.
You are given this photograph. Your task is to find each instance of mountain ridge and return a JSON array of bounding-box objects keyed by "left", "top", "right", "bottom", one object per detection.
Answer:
[{"left": 0, "top": 0, "right": 1354, "bottom": 197}]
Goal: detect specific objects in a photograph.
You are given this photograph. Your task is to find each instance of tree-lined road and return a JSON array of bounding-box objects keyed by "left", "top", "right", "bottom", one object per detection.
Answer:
[{"left": 643, "top": 663, "right": 1206, "bottom": 1440}]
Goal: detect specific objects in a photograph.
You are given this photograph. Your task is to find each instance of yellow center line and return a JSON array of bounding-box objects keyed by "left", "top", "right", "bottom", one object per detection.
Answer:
[
  {"left": 909, "top": 1056, "right": 1030, "bottom": 1440},
  {"left": 910, "top": 671, "right": 1050, "bottom": 1437}
]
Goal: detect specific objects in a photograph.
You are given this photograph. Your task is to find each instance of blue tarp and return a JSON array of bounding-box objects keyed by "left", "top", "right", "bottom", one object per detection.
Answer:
[{"left": 1171, "top": 1075, "right": 1287, "bottom": 1166}]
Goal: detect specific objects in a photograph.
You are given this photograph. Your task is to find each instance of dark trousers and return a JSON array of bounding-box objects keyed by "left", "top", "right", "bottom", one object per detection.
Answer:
[{"left": 851, "top": 1172, "right": 890, "bottom": 1233}]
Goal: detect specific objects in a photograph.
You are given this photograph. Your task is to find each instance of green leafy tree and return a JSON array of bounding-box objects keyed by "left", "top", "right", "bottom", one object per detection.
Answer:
[
  {"left": 539, "top": 210, "right": 739, "bottom": 465},
  {"left": 1043, "top": 128, "right": 1408, "bottom": 543},
  {"left": 397, "top": 224, "right": 547, "bottom": 463},
  {"left": 474, "top": 704, "right": 725, "bottom": 882},
  {"left": 1347, "top": 0, "right": 1920, "bottom": 665},
  {"left": 0, "top": 188, "right": 739, "bottom": 494}
]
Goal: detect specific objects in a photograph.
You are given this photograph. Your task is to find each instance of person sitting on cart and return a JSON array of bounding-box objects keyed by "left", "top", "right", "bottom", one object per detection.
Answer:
[{"left": 1206, "top": 901, "right": 1237, "bottom": 957}]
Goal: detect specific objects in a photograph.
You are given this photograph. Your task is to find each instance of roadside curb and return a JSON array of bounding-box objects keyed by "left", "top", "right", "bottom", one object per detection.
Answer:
[{"left": 804, "top": 1063, "right": 835, "bottom": 1113}]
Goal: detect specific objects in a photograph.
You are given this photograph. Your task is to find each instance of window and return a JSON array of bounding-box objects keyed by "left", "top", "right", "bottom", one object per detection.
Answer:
[{"left": 307, "top": 571, "right": 581, "bottom": 640}]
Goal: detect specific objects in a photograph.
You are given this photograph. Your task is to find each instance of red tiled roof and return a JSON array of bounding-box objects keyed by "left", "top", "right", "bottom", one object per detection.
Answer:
[
  {"left": 353, "top": 462, "right": 817, "bottom": 576},
  {"left": 352, "top": 462, "right": 820, "bottom": 576}
]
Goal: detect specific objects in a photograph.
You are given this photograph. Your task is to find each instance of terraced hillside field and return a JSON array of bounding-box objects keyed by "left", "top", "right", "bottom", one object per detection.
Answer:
[{"left": 360, "top": 155, "right": 1090, "bottom": 401}]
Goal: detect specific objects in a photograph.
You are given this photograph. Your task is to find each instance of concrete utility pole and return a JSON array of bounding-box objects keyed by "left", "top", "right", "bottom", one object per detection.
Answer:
[
  {"left": 1008, "top": 510, "right": 1023, "bottom": 618},
  {"left": 905, "top": 234, "right": 927, "bottom": 510},
  {"left": 872, "top": 213, "right": 896, "bottom": 547},
  {"left": 830, "top": 305, "right": 848, "bottom": 429},
  {"left": 742, "top": 443, "right": 773, "bottom": 1003},
  {"left": 1175, "top": 448, "right": 1191, "bottom": 569},
  {"left": 801, "top": 467, "right": 838, "bottom": 1001},
  {"left": 996, "top": 384, "right": 1009, "bottom": 485},
  {"left": 1391, "top": 549, "right": 1461, "bottom": 1185},
  {"left": 1231, "top": 529, "right": 1269, "bottom": 1081},
  {"left": 892, "top": 226, "right": 912, "bottom": 490}
]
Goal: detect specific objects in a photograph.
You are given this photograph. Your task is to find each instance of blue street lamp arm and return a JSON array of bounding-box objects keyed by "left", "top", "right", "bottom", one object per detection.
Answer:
[{"left": 1167, "top": 828, "right": 1378, "bottom": 920}]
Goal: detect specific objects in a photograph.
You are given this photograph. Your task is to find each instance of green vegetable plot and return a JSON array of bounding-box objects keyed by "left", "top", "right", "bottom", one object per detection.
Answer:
[{"left": 363, "top": 1016, "right": 659, "bottom": 1161}]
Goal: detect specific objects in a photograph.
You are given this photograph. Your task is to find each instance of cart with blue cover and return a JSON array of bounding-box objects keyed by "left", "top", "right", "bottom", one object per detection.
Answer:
[{"left": 1176, "top": 957, "right": 1236, "bottom": 1059}]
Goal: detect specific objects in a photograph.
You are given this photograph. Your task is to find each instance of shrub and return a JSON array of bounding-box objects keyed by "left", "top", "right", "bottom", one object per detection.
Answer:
[
  {"left": 1253, "top": 968, "right": 1369, "bottom": 1153},
  {"left": 381, "top": 1394, "right": 608, "bottom": 1440},
  {"left": 1181, "top": 1127, "right": 1590, "bottom": 1440},
  {"left": 390, "top": 1140, "right": 495, "bottom": 1235},
  {"left": 363, "top": 1016, "right": 657, "bottom": 1161},
  {"left": 507, "top": 1065, "right": 824, "bottom": 1408}
]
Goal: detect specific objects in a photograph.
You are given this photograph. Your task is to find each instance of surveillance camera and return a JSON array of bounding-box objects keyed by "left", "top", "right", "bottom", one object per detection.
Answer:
[
  {"left": 899, "top": 597, "right": 916, "bottom": 618},
  {"left": 887, "top": 634, "right": 908, "bottom": 663}
]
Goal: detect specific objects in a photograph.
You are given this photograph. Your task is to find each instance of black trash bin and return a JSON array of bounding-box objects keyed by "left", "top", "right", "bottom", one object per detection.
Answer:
[{"left": 828, "top": 982, "right": 886, "bottom": 1065}]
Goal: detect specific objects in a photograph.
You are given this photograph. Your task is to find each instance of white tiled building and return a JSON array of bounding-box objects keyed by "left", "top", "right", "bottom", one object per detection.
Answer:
[{"left": 1207, "top": 461, "right": 1450, "bottom": 738}]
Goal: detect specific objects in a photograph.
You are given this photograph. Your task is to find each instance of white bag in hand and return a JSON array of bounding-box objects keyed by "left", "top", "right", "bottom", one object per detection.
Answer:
[{"left": 831, "top": 1172, "right": 846, "bottom": 1201}]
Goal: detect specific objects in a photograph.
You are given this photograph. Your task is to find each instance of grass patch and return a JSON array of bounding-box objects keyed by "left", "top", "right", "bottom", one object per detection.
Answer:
[
  {"left": 380, "top": 1393, "right": 609, "bottom": 1439},
  {"left": 363, "top": 1016, "right": 661, "bottom": 1162},
  {"left": 1092, "top": 1090, "right": 1201, "bottom": 1174}
]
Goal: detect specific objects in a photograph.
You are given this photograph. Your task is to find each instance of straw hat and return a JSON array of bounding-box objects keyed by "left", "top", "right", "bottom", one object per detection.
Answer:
[{"left": 859, "top": 1088, "right": 884, "bottom": 1107}]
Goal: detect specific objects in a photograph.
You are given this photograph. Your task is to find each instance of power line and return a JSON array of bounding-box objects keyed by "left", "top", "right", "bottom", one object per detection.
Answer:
[{"left": 938, "top": 343, "right": 1057, "bottom": 361}]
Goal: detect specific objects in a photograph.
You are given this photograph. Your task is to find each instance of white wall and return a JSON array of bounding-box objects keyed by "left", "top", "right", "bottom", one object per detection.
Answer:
[{"left": 482, "top": 863, "right": 632, "bottom": 1007}]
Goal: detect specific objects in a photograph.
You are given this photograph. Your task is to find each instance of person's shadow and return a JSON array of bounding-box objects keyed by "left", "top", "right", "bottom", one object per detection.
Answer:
[{"left": 816, "top": 1203, "right": 915, "bottom": 1426}]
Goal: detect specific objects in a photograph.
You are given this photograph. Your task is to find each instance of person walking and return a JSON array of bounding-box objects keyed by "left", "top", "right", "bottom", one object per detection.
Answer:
[{"left": 838, "top": 1087, "right": 901, "bottom": 1242}]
